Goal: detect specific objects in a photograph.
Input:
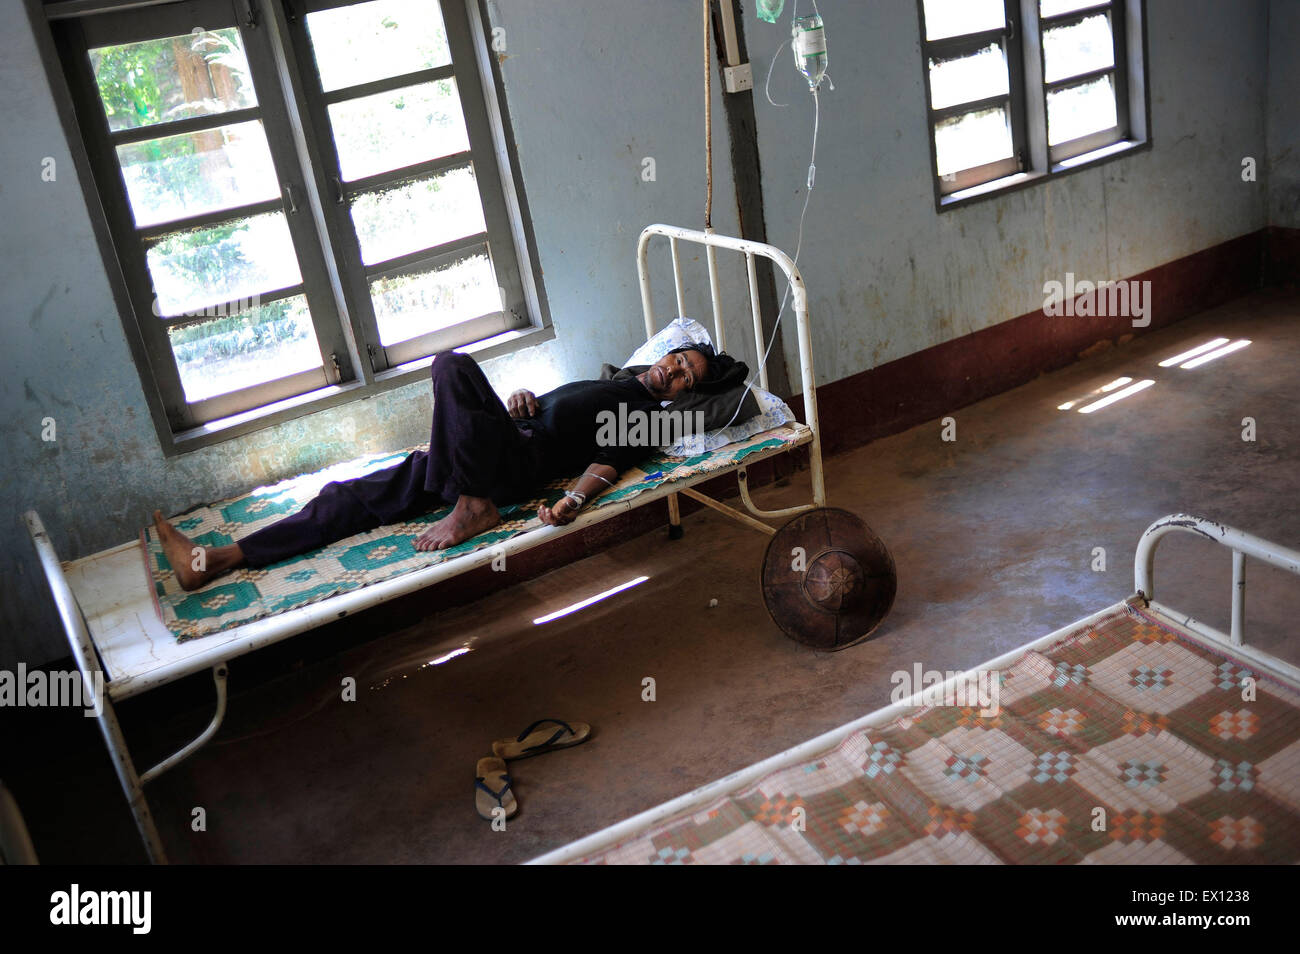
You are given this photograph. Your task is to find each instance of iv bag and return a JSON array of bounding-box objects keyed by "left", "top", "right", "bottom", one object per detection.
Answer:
[{"left": 791, "top": 14, "right": 827, "bottom": 90}]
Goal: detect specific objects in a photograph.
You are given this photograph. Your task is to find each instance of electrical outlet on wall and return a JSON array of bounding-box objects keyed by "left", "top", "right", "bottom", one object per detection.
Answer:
[{"left": 724, "top": 63, "right": 753, "bottom": 93}]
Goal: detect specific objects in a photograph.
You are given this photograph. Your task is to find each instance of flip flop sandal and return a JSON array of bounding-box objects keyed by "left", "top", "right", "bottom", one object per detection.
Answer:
[
  {"left": 492, "top": 718, "right": 591, "bottom": 761},
  {"left": 475, "top": 757, "right": 518, "bottom": 821}
]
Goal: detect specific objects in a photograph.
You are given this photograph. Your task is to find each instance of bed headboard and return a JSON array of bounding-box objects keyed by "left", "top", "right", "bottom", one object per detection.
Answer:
[{"left": 635, "top": 224, "right": 823, "bottom": 498}]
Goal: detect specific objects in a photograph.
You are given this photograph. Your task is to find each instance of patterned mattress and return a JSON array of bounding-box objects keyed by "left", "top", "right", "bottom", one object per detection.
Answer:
[
  {"left": 575, "top": 602, "right": 1300, "bottom": 864},
  {"left": 141, "top": 426, "right": 803, "bottom": 641}
]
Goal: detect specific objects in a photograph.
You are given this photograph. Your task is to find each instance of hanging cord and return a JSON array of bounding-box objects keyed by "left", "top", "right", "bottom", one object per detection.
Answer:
[
  {"left": 763, "top": 34, "right": 786, "bottom": 106},
  {"left": 703, "top": 0, "right": 713, "bottom": 229},
  {"left": 764, "top": 0, "right": 798, "bottom": 106}
]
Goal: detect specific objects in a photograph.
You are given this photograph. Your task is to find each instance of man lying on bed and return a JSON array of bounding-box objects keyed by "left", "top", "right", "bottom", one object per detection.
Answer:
[{"left": 153, "top": 344, "right": 751, "bottom": 591}]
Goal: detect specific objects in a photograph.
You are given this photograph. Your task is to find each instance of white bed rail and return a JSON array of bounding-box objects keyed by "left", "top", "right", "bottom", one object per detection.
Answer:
[
  {"left": 636, "top": 224, "right": 825, "bottom": 508},
  {"left": 22, "top": 510, "right": 170, "bottom": 863},
  {"left": 1135, "top": 513, "right": 1300, "bottom": 685}
]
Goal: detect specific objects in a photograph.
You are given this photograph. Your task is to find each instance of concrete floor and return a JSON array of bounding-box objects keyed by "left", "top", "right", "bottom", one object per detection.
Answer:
[{"left": 11, "top": 288, "right": 1299, "bottom": 864}]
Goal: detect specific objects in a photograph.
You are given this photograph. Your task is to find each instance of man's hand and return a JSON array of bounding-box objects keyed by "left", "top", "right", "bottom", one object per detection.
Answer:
[
  {"left": 507, "top": 389, "right": 537, "bottom": 418},
  {"left": 538, "top": 495, "right": 579, "bottom": 527}
]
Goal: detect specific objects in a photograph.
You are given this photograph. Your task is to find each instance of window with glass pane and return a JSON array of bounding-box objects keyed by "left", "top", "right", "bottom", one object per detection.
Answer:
[
  {"left": 82, "top": 16, "right": 332, "bottom": 421},
  {"left": 917, "top": 0, "right": 1143, "bottom": 206},
  {"left": 302, "top": 0, "right": 520, "bottom": 368},
  {"left": 920, "top": 0, "right": 1021, "bottom": 195},
  {"left": 49, "top": 0, "right": 537, "bottom": 448},
  {"left": 1039, "top": 0, "right": 1124, "bottom": 161}
]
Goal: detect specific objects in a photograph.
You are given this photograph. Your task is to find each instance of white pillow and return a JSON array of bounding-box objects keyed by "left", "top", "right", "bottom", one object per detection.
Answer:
[
  {"left": 625, "top": 317, "right": 795, "bottom": 455},
  {"left": 626, "top": 316, "right": 714, "bottom": 367}
]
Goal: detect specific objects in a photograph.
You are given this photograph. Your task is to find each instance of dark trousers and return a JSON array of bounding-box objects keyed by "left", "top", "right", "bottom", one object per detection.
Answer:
[{"left": 238, "top": 351, "right": 543, "bottom": 568}]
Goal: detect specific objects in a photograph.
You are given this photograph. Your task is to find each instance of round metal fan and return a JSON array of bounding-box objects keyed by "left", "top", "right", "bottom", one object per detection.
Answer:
[{"left": 761, "top": 507, "right": 897, "bottom": 650}]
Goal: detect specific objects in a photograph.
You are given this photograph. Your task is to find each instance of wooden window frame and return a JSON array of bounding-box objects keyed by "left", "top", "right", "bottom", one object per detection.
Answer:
[
  {"left": 30, "top": 0, "right": 553, "bottom": 455},
  {"left": 920, "top": 7, "right": 1027, "bottom": 197},
  {"left": 1039, "top": 0, "right": 1129, "bottom": 162},
  {"left": 918, "top": 0, "right": 1150, "bottom": 213},
  {"left": 284, "top": 0, "right": 533, "bottom": 373}
]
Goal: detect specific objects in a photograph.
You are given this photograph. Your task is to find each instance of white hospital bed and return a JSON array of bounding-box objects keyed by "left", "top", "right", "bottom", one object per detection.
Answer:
[
  {"left": 526, "top": 513, "right": 1300, "bottom": 864},
  {"left": 24, "top": 224, "right": 827, "bottom": 864}
]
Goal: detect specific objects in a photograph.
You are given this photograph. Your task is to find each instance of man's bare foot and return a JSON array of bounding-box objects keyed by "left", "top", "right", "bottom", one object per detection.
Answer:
[
  {"left": 415, "top": 495, "right": 501, "bottom": 551},
  {"left": 153, "top": 511, "right": 211, "bottom": 591},
  {"left": 152, "top": 510, "right": 245, "bottom": 591}
]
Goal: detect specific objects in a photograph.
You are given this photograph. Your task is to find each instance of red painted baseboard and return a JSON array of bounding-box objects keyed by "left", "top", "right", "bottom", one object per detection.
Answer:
[
  {"left": 790, "top": 230, "right": 1266, "bottom": 457},
  {"left": 1266, "top": 226, "right": 1300, "bottom": 287}
]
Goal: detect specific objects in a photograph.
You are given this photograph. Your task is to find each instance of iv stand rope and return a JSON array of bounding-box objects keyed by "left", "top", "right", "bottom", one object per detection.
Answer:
[{"left": 704, "top": 0, "right": 713, "bottom": 229}]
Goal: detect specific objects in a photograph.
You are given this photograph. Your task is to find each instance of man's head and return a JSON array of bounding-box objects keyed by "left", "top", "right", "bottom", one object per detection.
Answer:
[{"left": 637, "top": 345, "right": 713, "bottom": 400}]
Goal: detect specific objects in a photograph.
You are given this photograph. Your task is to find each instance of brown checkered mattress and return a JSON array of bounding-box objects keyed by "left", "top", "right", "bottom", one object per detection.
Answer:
[{"left": 576, "top": 602, "right": 1300, "bottom": 864}]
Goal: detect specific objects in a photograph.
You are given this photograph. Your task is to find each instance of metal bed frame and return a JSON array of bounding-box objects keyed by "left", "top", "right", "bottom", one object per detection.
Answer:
[
  {"left": 526, "top": 512, "right": 1300, "bottom": 864},
  {"left": 24, "top": 224, "right": 827, "bottom": 864}
]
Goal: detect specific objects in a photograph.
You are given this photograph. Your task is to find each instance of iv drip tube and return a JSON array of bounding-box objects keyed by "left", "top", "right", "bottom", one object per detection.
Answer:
[{"left": 719, "top": 81, "right": 821, "bottom": 430}]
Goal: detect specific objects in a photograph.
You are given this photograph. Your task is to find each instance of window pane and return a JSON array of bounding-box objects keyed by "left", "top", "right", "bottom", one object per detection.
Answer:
[
  {"left": 116, "top": 120, "right": 279, "bottom": 228},
  {"left": 147, "top": 212, "right": 302, "bottom": 316},
  {"left": 1043, "top": 13, "right": 1114, "bottom": 83},
  {"left": 1040, "top": 0, "right": 1108, "bottom": 17},
  {"left": 934, "top": 106, "right": 1013, "bottom": 176},
  {"left": 329, "top": 79, "right": 470, "bottom": 181},
  {"left": 928, "top": 43, "right": 1009, "bottom": 110},
  {"left": 922, "top": 0, "right": 1005, "bottom": 40},
  {"left": 1047, "top": 74, "right": 1117, "bottom": 145},
  {"left": 371, "top": 253, "right": 499, "bottom": 346},
  {"left": 168, "top": 296, "right": 321, "bottom": 402},
  {"left": 351, "top": 167, "right": 486, "bottom": 266},
  {"left": 306, "top": 0, "right": 452, "bottom": 93},
  {"left": 89, "top": 28, "right": 257, "bottom": 133}
]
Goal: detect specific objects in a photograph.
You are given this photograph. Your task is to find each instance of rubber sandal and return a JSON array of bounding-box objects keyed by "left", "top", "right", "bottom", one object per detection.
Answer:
[
  {"left": 475, "top": 757, "right": 518, "bottom": 820},
  {"left": 491, "top": 718, "right": 591, "bottom": 761}
]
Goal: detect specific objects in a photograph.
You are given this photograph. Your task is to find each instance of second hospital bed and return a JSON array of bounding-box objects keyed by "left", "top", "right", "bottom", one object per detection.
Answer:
[{"left": 528, "top": 514, "right": 1300, "bottom": 865}]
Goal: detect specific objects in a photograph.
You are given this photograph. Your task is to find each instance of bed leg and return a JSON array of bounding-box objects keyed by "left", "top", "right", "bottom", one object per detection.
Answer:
[
  {"left": 91, "top": 685, "right": 170, "bottom": 864},
  {"left": 140, "top": 664, "right": 229, "bottom": 784},
  {"left": 667, "top": 492, "right": 684, "bottom": 540}
]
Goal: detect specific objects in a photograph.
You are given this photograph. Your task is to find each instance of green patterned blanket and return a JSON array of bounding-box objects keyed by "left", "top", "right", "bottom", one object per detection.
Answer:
[
  {"left": 143, "top": 428, "right": 801, "bottom": 641},
  {"left": 576, "top": 603, "right": 1300, "bottom": 864}
]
